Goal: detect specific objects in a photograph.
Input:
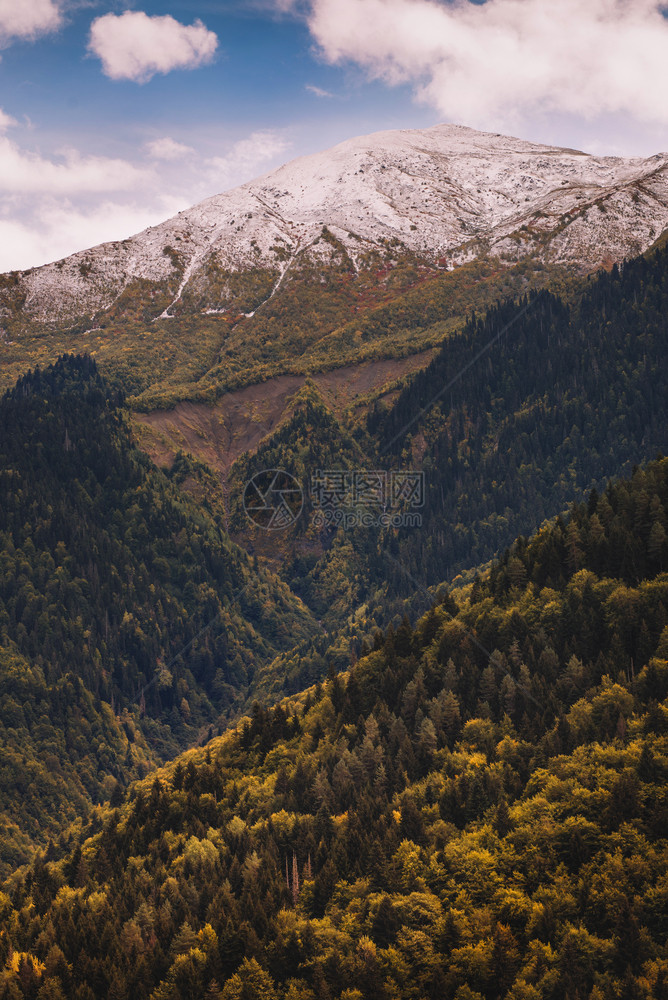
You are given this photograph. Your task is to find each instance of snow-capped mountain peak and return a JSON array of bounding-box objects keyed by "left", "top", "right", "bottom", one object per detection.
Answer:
[{"left": 9, "top": 122, "right": 668, "bottom": 325}]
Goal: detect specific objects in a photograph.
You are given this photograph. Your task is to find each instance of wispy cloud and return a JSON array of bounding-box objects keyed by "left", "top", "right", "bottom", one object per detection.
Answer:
[
  {"left": 301, "top": 0, "right": 668, "bottom": 129},
  {"left": 88, "top": 10, "right": 218, "bottom": 83},
  {"left": 145, "top": 137, "right": 195, "bottom": 161},
  {"left": 306, "top": 83, "right": 335, "bottom": 98},
  {"left": 0, "top": 135, "right": 150, "bottom": 195},
  {"left": 0, "top": 109, "right": 18, "bottom": 131},
  {"left": 204, "top": 130, "right": 291, "bottom": 187}
]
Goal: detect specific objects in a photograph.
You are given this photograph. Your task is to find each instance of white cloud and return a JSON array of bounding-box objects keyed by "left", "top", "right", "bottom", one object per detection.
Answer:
[
  {"left": 0, "top": 120, "right": 291, "bottom": 271},
  {"left": 306, "top": 83, "right": 335, "bottom": 98},
  {"left": 0, "top": 135, "right": 151, "bottom": 194},
  {"left": 302, "top": 0, "right": 668, "bottom": 129},
  {"left": 145, "top": 136, "right": 195, "bottom": 160},
  {"left": 88, "top": 10, "right": 218, "bottom": 83},
  {"left": 0, "top": 196, "right": 187, "bottom": 273},
  {"left": 0, "top": 0, "right": 62, "bottom": 45},
  {"left": 263, "top": 0, "right": 304, "bottom": 10},
  {"left": 0, "top": 108, "right": 18, "bottom": 131},
  {"left": 0, "top": 122, "right": 160, "bottom": 268},
  {"left": 205, "top": 130, "right": 291, "bottom": 187}
]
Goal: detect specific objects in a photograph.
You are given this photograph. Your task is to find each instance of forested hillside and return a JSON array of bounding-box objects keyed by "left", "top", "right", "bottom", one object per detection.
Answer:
[
  {"left": 223, "top": 242, "right": 668, "bottom": 642},
  {"left": 371, "top": 248, "right": 668, "bottom": 585},
  {"left": 2, "top": 457, "right": 667, "bottom": 1000},
  {"left": 0, "top": 357, "right": 317, "bottom": 872}
]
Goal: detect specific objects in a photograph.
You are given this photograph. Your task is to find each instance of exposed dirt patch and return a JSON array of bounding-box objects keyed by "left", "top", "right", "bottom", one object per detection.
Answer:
[
  {"left": 133, "top": 374, "right": 303, "bottom": 474},
  {"left": 311, "top": 351, "right": 436, "bottom": 417},
  {"left": 133, "top": 350, "right": 435, "bottom": 475}
]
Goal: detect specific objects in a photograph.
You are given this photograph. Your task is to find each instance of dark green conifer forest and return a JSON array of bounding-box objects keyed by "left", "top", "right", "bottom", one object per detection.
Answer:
[
  {"left": 0, "top": 357, "right": 317, "bottom": 871},
  {"left": 372, "top": 250, "right": 668, "bottom": 583}
]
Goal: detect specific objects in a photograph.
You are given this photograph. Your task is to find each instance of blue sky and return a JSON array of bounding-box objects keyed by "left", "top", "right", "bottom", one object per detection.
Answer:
[{"left": 2, "top": 0, "right": 668, "bottom": 271}]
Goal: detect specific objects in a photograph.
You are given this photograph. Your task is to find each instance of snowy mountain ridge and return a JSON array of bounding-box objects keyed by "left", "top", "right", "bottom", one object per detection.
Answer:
[{"left": 11, "top": 122, "right": 668, "bottom": 326}]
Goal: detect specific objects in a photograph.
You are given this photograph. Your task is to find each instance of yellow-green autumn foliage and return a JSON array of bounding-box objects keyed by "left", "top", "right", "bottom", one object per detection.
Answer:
[{"left": 2, "top": 457, "right": 668, "bottom": 999}]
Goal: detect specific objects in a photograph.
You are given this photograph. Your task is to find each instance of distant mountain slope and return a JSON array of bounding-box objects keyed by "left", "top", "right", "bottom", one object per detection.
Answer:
[
  {"left": 2, "top": 457, "right": 667, "bottom": 1000},
  {"left": 2, "top": 124, "right": 668, "bottom": 405}
]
